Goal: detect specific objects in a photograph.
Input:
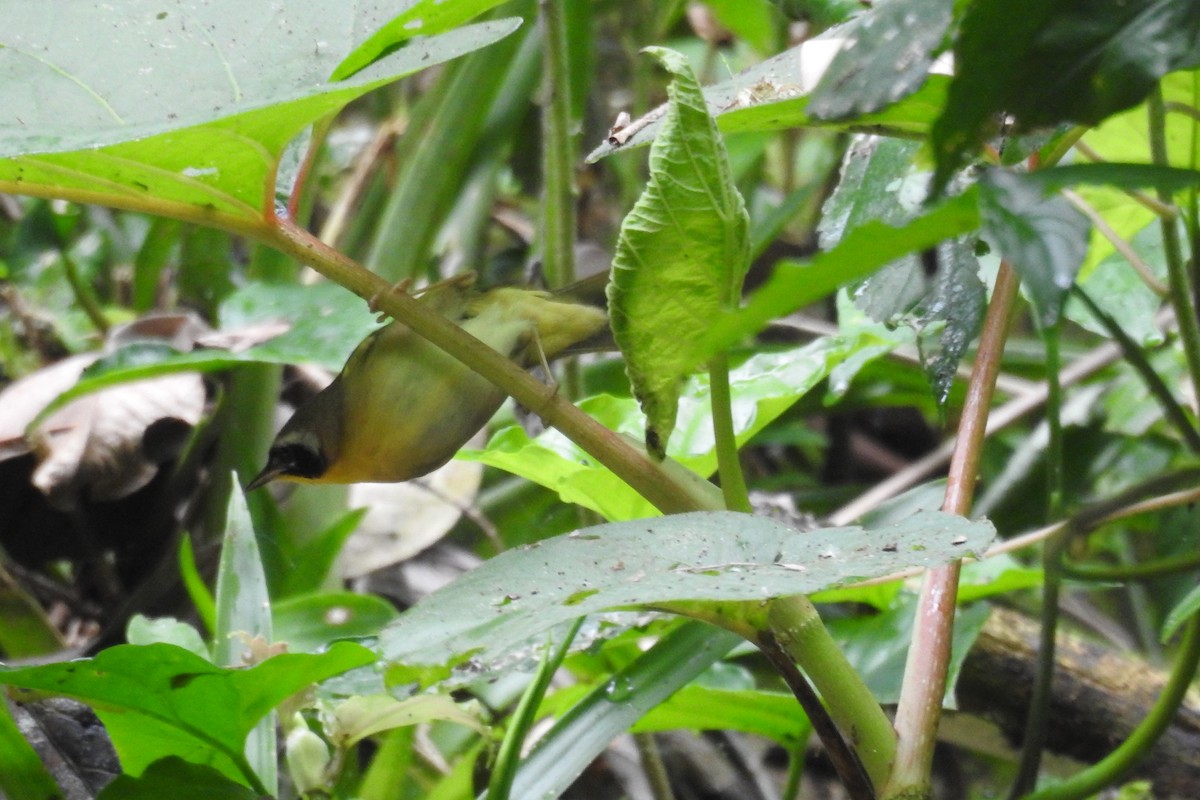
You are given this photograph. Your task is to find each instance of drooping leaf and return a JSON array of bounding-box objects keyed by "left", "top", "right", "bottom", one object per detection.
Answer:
[
  {"left": 0, "top": 642, "right": 375, "bottom": 789},
  {"left": 609, "top": 47, "right": 750, "bottom": 458},
  {"left": 808, "top": 0, "right": 952, "bottom": 119},
  {"left": 930, "top": 0, "right": 1200, "bottom": 193},
  {"left": 377, "top": 510, "right": 993, "bottom": 677},
  {"left": 979, "top": 169, "right": 1090, "bottom": 329},
  {"left": 0, "top": 3, "right": 519, "bottom": 225}
]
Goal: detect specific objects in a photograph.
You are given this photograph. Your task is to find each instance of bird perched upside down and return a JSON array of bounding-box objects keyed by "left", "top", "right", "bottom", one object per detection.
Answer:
[{"left": 247, "top": 276, "right": 607, "bottom": 489}]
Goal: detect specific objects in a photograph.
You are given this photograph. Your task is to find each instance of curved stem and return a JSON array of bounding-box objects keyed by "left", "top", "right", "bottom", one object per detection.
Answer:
[
  {"left": 262, "top": 219, "right": 719, "bottom": 515},
  {"left": 709, "top": 354, "right": 751, "bottom": 513},
  {"left": 1023, "top": 611, "right": 1200, "bottom": 800}
]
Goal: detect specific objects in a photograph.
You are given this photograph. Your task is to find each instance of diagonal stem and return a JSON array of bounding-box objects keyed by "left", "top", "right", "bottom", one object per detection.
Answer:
[{"left": 883, "top": 261, "right": 1020, "bottom": 798}]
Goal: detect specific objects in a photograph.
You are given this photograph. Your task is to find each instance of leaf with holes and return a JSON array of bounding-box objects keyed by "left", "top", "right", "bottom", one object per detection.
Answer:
[{"left": 609, "top": 47, "right": 749, "bottom": 458}]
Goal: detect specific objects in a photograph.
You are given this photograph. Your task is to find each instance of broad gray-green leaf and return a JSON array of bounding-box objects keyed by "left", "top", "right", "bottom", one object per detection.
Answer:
[
  {"left": 979, "top": 169, "right": 1090, "bottom": 329},
  {"left": 609, "top": 47, "right": 750, "bottom": 458},
  {"left": 0, "top": 3, "right": 519, "bottom": 224},
  {"left": 808, "top": 0, "right": 952, "bottom": 119},
  {"left": 377, "top": 510, "right": 994, "bottom": 675}
]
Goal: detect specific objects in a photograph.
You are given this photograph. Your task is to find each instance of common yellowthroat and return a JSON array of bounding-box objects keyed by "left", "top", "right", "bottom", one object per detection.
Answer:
[{"left": 246, "top": 276, "right": 608, "bottom": 489}]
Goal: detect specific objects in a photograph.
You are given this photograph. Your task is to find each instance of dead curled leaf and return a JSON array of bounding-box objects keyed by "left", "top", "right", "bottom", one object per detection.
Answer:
[{"left": 0, "top": 314, "right": 209, "bottom": 509}]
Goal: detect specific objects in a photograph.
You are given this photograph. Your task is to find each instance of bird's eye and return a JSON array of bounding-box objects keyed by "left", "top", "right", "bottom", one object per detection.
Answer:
[{"left": 275, "top": 442, "right": 327, "bottom": 480}]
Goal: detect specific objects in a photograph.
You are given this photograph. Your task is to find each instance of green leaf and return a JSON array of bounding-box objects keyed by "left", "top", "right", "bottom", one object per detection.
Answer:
[
  {"left": 0, "top": 642, "right": 375, "bottom": 790},
  {"left": 0, "top": 3, "right": 519, "bottom": 224},
  {"left": 331, "top": 0, "right": 514, "bottom": 81},
  {"left": 277, "top": 508, "right": 368, "bottom": 598},
  {"left": 829, "top": 597, "right": 990, "bottom": 707},
  {"left": 979, "top": 169, "right": 1090, "bottom": 329},
  {"left": 1069, "top": 221, "right": 1169, "bottom": 347},
  {"left": 609, "top": 47, "right": 750, "bottom": 458},
  {"left": 808, "top": 0, "right": 952, "bottom": 119},
  {"left": 214, "top": 485, "right": 272, "bottom": 666},
  {"left": 693, "top": 188, "right": 982, "bottom": 363},
  {"left": 378, "top": 510, "right": 993, "bottom": 676},
  {"left": 127, "top": 615, "right": 211, "bottom": 660},
  {"left": 332, "top": 694, "right": 486, "bottom": 747},
  {"left": 702, "top": 0, "right": 782, "bottom": 54},
  {"left": 467, "top": 334, "right": 901, "bottom": 520},
  {"left": 498, "top": 622, "right": 742, "bottom": 800},
  {"left": 98, "top": 757, "right": 259, "bottom": 800},
  {"left": 631, "top": 685, "right": 810, "bottom": 744},
  {"left": 273, "top": 592, "right": 398, "bottom": 653},
  {"left": 817, "top": 136, "right": 985, "bottom": 404},
  {"left": 219, "top": 282, "right": 381, "bottom": 372},
  {"left": 930, "top": 0, "right": 1200, "bottom": 193}
]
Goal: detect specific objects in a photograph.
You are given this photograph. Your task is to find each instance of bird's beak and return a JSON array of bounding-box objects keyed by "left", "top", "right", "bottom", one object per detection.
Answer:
[{"left": 245, "top": 466, "right": 283, "bottom": 492}]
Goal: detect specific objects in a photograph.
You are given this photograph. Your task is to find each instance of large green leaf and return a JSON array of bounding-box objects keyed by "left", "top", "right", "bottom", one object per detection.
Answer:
[
  {"left": 0, "top": 2, "right": 519, "bottom": 224},
  {"left": 466, "top": 333, "right": 902, "bottom": 520},
  {"left": 818, "top": 136, "right": 985, "bottom": 404},
  {"left": 931, "top": 0, "right": 1200, "bottom": 193},
  {"left": 978, "top": 169, "right": 1090, "bottom": 329},
  {"left": 808, "top": 0, "right": 952, "bottom": 119},
  {"left": 494, "top": 622, "right": 741, "bottom": 800},
  {"left": 378, "top": 510, "right": 993, "bottom": 678},
  {"left": 98, "top": 758, "right": 259, "bottom": 800},
  {"left": 609, "top": 47, "right": 750, "bottom": 458},
  {"left": 0, "top": 642, "right": 374, "bottom": 790}
]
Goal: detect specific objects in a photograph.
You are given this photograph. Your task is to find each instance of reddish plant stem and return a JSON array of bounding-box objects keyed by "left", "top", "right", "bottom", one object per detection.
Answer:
[{"left": 883, "top": 261, "right": 1020, "bottom": 799}]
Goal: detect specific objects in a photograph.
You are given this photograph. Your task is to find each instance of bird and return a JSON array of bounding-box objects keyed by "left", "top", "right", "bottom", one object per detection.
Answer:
[{"left": 246, "top": 275, "right": 608, "bottom": 489}]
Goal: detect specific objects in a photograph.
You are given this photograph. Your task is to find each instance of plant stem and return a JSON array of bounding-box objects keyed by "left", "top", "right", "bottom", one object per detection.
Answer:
[
  {"left": 538, "top": 0, "right": 576, "bottom": 291},
  {"left": 884, "top": 261, "right": 1020, "bottom": 799},
  {"left": 1149, "top": 87, "right": 1200, "bottom": 403},
  {"left": 1008, "top": 322, "right": 1066, "bottom": 797},
  {"left": 1023, "top": 611, "right": 1200, "bottom": 800},
  {"left": 767, "top": 595, "right": 897, "bottom": 793},
  {"left": 758, "top": 628, "right": 875, "bottom": 800},
  {"left": 709, "top": 354, "right": 751, "bottom": 512},
  {"left": 635, "top": 733, "right": 676, "bottom": 800},
  {"left": 489, "top": 618, "right": 582, "bottom": 800},
  {"left": 265, "top": 220, "right": 720, "bottom": 515},
  {"left": 1063, "top": 550, "right": 1200, "bottom": 582}
]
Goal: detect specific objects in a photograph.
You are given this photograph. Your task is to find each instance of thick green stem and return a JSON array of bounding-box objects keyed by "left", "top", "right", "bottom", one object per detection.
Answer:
[
  {"left": 884, "top": 261, "right": 1020, "bottom": 799},
  {"left": 768, "top": 595, "right": 897, "bottom": 792},
  {"left": 264, "top": 220, "right": 719, "bottom": 515},
  {"left": 708, "top": 354, "right": 751, "bottom": 513},
  {"left": 538, "top": 0, "right": 577, "bottom": 291}
]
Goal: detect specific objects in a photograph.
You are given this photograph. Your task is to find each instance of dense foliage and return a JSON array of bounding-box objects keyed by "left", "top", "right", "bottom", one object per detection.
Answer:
[{"left": 0, "top": 1, "right": 1199, "bottom": 799}]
